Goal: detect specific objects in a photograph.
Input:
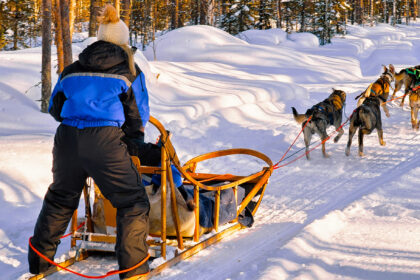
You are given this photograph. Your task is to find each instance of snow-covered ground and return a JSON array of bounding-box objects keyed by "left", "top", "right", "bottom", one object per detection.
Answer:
[{"left": 1, "top": 22, "right": 419, "bottom": 280}]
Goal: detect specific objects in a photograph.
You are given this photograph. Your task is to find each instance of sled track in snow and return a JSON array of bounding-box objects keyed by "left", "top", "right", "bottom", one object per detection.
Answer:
[{"left": 154, "top": 147, "right": 420, "bottom": 280}]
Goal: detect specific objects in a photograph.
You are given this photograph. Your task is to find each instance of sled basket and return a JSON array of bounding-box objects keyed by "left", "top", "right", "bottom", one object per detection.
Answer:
[{"left": 30, "top": 116, "right": 273, "bottom": 279}]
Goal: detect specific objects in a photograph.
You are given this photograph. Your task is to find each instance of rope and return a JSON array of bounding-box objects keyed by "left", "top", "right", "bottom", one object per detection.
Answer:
[
  {"left": 61, "top": 222, "right": 85, "bottom": 239},
  {"left": 273, "top": 110, "right": 355, "bottom": 170},
  {"left": 274, "top": 93, "right": 404, "bottom": 168},
  {"left": 29, "top": 236, "right": 150, "bottom": 279},
  {"left": 272, "top": 115, "right": 312, "bottom": 169}
]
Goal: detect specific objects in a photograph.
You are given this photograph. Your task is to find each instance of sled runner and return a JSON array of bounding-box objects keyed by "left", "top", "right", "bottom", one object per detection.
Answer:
[{"left": 29, "top": 116, "right": 273, "bottom": 279}]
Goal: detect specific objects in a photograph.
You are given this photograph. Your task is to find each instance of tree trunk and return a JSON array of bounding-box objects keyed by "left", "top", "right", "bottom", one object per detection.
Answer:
[
  {"left": 114, "top": 0, "right": 120, "bottom": 15},
  {"left": 53, "top": 0, "right": 64, "bottom": 73},
  {"left": 207, "top": 0, "right": 215, "bottom": 26},
  {"left": 356, "top": 0, "right": 364, "bottom": 24},
  {"left": 191, "top": 0, "right": 199, "bottom": 25},
  {"left": 88, "top": 0, "right": 99, "bottom": 37},
  {"left": 120, "top": 0, "right": 131, "bottom": 27},
  {"left": 69, "top": 0, "right": 76, "bottom": 39},
  {"left": 41, "top": 0, "right": 52, "bottom": 113},
  {"left": 300, "top": 0, "right": 306, "bottom": 32},
  {"left": 171, "top": 0, "right": 179, "bottom": 29},
  {"left": 383, "top": 0, "right": 387, "bottom": 23},
  {"left": 0, "top": 2, "right": 5, "bottom": 50},
  {"left": 277, "top": 0, "right": 282, "bottom": 28},
  {"left": 60, "top": 0, "right": 73, "bottom": 67},
  {"left": 392, "top": 0, "right": 396, "bottom": 25},
  {"left": 12, "top": 2, "right": 19, "bottom": 50},
  {"left": 200, "top": 0, "right": 208, "bottom": 24}
]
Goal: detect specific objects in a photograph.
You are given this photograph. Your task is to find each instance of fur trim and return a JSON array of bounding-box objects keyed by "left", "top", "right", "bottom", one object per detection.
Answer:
[
  {"left": 99, "top": 4, "right": 119, "bottom": 24},
  {"left": 97, "top": 5, "right": 129, "bottom": 46}
]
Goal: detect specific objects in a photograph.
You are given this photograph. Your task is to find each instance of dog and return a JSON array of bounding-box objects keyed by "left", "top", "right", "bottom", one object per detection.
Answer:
[
  {"left": 345, "top": 96, "right": 385, "bottom": 157},
  {"left": 355, "top": 64, "right": 395, "bottom": 117},
  {"left": 292, "top": 89, "right": 346, "bottom": 160},
  {"left": 409, "top": 88, "right": 420, "bottom": 130},
  {"left": 391, "top": 65, "right": 420, "bottom": 107}
]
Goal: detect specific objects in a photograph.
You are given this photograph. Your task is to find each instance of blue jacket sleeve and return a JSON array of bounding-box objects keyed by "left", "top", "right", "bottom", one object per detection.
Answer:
[
  {"left": 48, "top": 75, "right": 67, "bottom": 122},
  {"left": 121, "top": 71, "right": 150, "bottom": 138}
]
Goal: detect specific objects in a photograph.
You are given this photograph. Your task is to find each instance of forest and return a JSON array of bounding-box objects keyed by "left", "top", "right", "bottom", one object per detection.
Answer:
[
  {"left": 0, "top": 0, "right": 419, "bottom": 112},
  {"left": 1, "top": 0, "right": 419, "bottom": 51}
]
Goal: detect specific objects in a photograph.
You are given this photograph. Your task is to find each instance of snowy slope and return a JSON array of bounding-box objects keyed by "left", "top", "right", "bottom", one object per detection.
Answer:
[{"left": 0, "top": 22, "right": 419, "bottom": 280}]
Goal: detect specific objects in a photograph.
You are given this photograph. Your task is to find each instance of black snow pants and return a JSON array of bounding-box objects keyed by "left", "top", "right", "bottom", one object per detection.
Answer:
[{"left": 28, "top": 124, "right": 150, "bottom": 279}]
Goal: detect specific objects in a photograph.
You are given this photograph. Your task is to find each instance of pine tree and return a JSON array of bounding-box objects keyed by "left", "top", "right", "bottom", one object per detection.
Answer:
[
  {"left": 221, "top": 0, "right": 237, "bottom": 34},
  {"left": 313, "top": 0, "right": 344, "bottom": 45},
  {"left": 221, "top": 0, "right": 255, "bottom": 35},
  {"left": 255, "top": 0, "right": 272, "bottom": 30},
  {"left": 0, "top": 1, "right": 7, "bottom": 50},
  {"left": 3, "top": 0, "right": 38, "bottom": 50}
]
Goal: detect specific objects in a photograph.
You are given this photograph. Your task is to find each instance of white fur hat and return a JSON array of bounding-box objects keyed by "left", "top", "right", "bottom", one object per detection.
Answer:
[{"left": 97, "top": 5, "right": 129, "bottom": 46}]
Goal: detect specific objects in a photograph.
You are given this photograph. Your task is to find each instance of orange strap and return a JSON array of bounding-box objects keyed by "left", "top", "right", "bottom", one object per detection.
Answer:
[
  {"left": 61, "top": 221, "right": 85, "bottom": 239},
  {"left": 273, "top": 115, "right": 312, "bottom": 169},
  {"left": 274, "top": 111, "right": 354, "bottom": 170},
  {"left": 29, "top": 236, "right": 150, "bottom": 279}
]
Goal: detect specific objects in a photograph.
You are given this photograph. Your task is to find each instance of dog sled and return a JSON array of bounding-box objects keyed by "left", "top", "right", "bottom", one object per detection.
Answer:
[{"left": 29, "top": 116, "right": 273, "bottom": 280}]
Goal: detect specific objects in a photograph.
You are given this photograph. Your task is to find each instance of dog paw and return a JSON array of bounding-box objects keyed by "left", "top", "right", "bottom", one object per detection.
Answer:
[
  {"left": 380, "top": 141, "right": 386, "bottom": 146},
  {"left": 333, "top": 136, "right": 340, "bottom": 143},
  {"left": 358, "top": 152, "right": 364, "bottom": 157},
  {"left": 385, "top": 113, "right": 390, "bottom": 118},
  {"left": 323, "top": 153, "right": 330, "bottom": 158},
  {"left": 345, "top": 148, "right": 350, "bottom": 156}
]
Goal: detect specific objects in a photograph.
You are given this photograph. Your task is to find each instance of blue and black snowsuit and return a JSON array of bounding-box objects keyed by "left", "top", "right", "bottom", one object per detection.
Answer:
[{"left": 28, "top": 41, "right": 150, "bottom": 279}]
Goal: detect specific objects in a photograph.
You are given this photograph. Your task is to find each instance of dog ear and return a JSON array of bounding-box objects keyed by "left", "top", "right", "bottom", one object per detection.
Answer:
[
  {"left": 382, "top": 65, "right": 387, "bottom": 73},
  {"left": 388, "top": 64, "right": 395, "bottom": 74}
]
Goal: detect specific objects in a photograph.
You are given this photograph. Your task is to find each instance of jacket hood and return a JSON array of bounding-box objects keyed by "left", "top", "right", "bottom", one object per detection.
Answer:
[{"left": 79, "top": 40, "right": 128, "bottom": 71}]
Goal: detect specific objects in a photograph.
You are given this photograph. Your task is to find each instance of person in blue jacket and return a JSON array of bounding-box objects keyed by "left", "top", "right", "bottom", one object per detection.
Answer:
[{"left": 28, "top": 5, "right": 150, "bottom": 279}]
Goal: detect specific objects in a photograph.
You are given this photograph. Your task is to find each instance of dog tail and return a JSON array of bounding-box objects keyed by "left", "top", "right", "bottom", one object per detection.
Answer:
[
  {"left": 292, "top": 107, "right": 307, "bottom": 124},
  {"left": 355, "top": 83, "right": 372, "bottom": 100}
]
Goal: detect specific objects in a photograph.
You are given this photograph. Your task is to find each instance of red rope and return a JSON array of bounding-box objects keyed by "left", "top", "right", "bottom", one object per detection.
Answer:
[
  {"left": 61, "top": 221, "right": 85, "bottom": 239},
  {"left": 273, "top": 111, "right": 355, "bottom": 170},
  {"left": 29, "top": 236, "right": 150, "bottom": 279},
  {"left": 273, "top": 115, "right": 312, "bottom": 169}
]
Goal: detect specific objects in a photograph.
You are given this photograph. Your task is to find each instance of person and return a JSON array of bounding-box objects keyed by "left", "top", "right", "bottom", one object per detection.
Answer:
[
  {"left": 28, "top": 5, "right": 150, "bottom": 279},
  {"left": 121, "top": 133, "right": 196, "bottom": 211}
]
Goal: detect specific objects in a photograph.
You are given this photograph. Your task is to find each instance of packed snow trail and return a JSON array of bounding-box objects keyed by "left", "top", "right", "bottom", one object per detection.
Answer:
[{"left": 1, "top": 23, "right": 419, "bottom": 279}]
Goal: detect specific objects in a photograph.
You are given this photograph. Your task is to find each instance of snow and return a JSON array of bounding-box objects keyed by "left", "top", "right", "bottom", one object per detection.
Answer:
[{"left": 1, "top": 22, "right": 420, "bottom": 280}]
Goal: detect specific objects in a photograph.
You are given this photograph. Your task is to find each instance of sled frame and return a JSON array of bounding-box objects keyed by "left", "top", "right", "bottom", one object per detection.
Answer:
[{"left": 31, "top": 116, "right": 272, "bottom": 279}]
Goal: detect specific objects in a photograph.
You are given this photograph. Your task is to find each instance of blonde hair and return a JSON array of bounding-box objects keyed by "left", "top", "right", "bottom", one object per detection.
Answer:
[{"left": 119, "top": 44, "right": 137, "bottom": 77}]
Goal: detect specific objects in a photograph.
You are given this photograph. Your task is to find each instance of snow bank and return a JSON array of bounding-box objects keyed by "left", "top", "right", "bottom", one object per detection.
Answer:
[
  {"left": 239, "top": 29, "right": 319, "bottom": 48},
  {"left": 143, "top": 25, "right": 247, "bottom": 62}
]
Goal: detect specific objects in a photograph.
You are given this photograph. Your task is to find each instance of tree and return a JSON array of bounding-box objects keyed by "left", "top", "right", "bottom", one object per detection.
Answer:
[
  {"left": 255, "top": 0, "right": 272, "bottom": 30},
  {"left": 221, "top": 0, "right": 255, "bottom": 35},
  {"left": 60, "top": 0, "right": 73, "bottom": 67},
  {"left": 171, "top": 0, "right": 179, "bottom": 29},
  {"left": 313, "top": 0, "right": 344, "bottom": 45},
  {"left": 88, "top": 0, "right": 100, "bottom": 37},
  {"left": 120, "top": 0, "right": 131, "bottom": 27},
  {"left": 41, "top": 0, "right": 52, "bottom": 113},
  {"left": 53, "top": 0, "right": 64, "bottom": 73},
  {"left": 0, "top": 1, "right": 7, "bottom": 50}
]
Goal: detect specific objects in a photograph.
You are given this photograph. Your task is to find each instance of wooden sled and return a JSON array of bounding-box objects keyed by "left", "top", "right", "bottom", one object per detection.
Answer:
[{"left": 30, "top": 116, "right": 273, "bottom": 280}]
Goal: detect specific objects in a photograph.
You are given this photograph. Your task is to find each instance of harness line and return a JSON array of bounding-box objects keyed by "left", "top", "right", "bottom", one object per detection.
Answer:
[
  {"left": 29, "top": 236, "right": 150, "bottom": 279},
  {"left": 272, "top": 115, "right": 312, "bottom": 169}
]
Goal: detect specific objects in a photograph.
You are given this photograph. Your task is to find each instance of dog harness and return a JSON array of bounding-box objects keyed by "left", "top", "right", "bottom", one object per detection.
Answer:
[
  {"left": 370, "top": 77, "right": 389, "bottom": 97},
  {"left": 406, "top": 68, "right": 420, "bottom": 88}
]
